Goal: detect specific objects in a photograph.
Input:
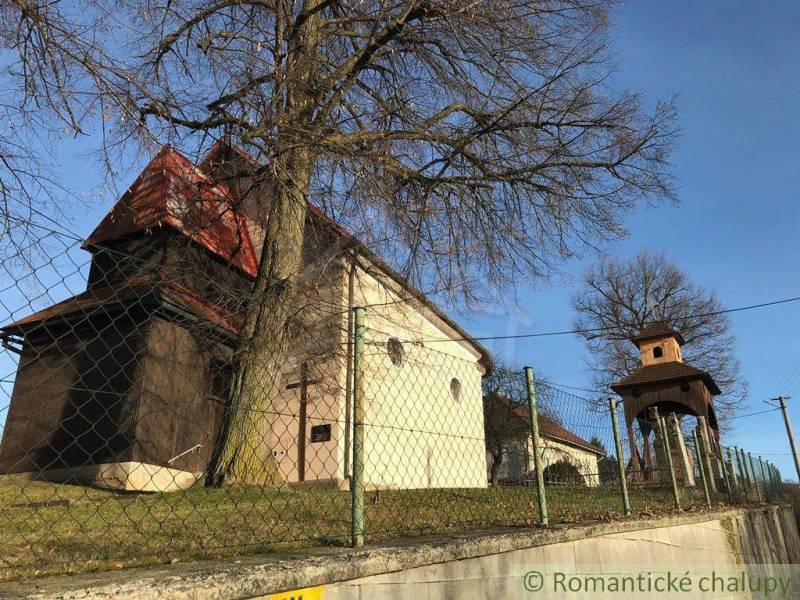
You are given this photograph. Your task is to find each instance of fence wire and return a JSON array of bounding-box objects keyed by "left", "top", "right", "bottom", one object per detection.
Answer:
[{"left": 0, "top": 219, "right": 785, "bottom": 582}]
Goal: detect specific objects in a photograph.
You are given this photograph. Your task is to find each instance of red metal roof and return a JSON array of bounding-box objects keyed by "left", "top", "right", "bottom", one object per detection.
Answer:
[
  {"left": 85, "top": 146, "right": 258, "bottom": 277},
  {"left": 487, "top": 395, "right": 604, "bottom": 456},
  {"left": 2, "top": 278, "right": 243, "bottom": 336}
]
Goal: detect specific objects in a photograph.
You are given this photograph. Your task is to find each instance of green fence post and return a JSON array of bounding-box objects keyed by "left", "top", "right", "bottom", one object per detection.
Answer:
[
  {"left": 770, "top": 462, "right": 779, "bottom": 500},
  {"left": 737, "top": 447, "right": 751, "bottom": 501},
  {"left": 726, "top": 447, "right": 739, "bottom": 502},
  {"left": 657, "top": 413, "right": 681, "bottom": 510},
  {"left": 748, "top": 452, "right": 763, "bottom": 503},
  {"left": 718, "top": 446, "right": 734, "bottom": 505},
  {"left": 765, "top": 463, "right": 773, "bottom": 499},
  {"left": 351, "top": 307, "right": 366, "bottom": 547},
  {"left": 524, "top": 366, "right": 548, "bottom": 526},
  {"left": 693, "top": 430, "right": 712, "bottom": 509},
  {"left": 608, "top": 397, "right": 631, "bottom": 516},
  {"left": 766, "top": 463, "right": 775, "bottom": 498},
  {"left": 776, "top": 464, "right": 785, "bottom": 498},
  {"left": 758, "top": 458, "right": 769, "bottom": 501}
]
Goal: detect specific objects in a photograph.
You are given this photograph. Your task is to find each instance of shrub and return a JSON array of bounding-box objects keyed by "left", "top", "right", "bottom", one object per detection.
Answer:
[{"left": 543, "top": 460, "right": 583, "bottom": 485}]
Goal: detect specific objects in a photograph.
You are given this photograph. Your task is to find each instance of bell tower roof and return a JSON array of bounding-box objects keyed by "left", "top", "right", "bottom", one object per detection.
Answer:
[{"left": 631, "top": 321, "right": 685, "bottom": 348}]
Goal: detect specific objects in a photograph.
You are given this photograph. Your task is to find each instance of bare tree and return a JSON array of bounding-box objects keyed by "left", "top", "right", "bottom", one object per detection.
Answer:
[
  {"left": 3, "top": 0, "right": 678, "bottom": 484},
  {"left": 482, "top": 361, "right": 529, "bottom": 485},
  {"left": 572, "top": 250, "right": 748, "bottom": 420},
  {"left": 482, "top": 361, "right": 561, "bottom": 485}
]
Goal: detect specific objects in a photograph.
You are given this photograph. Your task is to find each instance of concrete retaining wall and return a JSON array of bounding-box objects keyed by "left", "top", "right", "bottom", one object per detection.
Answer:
[{"left": 3, "top": 505, "right": 798, "bottom": 599}]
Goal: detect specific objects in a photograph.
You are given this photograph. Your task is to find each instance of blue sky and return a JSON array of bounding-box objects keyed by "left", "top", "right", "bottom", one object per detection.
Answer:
[
  {"left": 465, "top": 1, "right": 800, "bottom": 477},
  {"left": 1, "top": 2, "right": 799, "bottom": 478}
]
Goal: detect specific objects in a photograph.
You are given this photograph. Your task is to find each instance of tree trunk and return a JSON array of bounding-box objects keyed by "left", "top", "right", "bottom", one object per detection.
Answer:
[
  {"left": 205, "top": 0, "right": 326, "bottom": 487},
  {"left": 489, "top": 451, "right": 504, "bottom": 486},
  {"left": 206, "top": 151, "right": 312, "bottom": 486}
]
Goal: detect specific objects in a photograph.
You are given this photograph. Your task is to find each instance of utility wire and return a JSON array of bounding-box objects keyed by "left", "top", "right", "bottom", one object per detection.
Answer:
[
  {"left": 420, "top": 296, "right": 800, "bottom": 343},
  {"left": 728, "top": 407, "right": 782, "bottom": 420}
]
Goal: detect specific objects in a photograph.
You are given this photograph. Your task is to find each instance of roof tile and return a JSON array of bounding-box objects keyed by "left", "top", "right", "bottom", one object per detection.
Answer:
[{"left": 611, "top": 360, "right": 721, "bottom": 395}]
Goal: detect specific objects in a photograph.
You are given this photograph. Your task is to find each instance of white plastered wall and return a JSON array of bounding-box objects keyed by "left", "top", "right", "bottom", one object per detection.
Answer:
[{"left": 350, "top": 260, "right": 488, "bottom": 490}]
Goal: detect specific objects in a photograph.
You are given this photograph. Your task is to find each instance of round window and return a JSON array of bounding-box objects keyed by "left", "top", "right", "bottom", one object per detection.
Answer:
[
  {"left": 387, "top": 337, "right": 405, "bottom": 367},
  {"left": 680, "top": 382, "right": 691, "bottom": 392},
  {"left": 450, "top": 378, "right": 462, "bottom": 404}
]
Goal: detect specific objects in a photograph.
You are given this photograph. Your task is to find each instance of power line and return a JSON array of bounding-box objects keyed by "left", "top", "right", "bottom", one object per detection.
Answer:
[
  {"left": 14, "top": 207, "right": 800, "bottom": 352},
  {"left": 728, "top": 407, "right": 782, "bottom": 420},
  {"left": 777, "top": 363, "right": 800, "bottom": 395},
  {"left": 420, "top": 295, "right": 800, "bottom": 343}
]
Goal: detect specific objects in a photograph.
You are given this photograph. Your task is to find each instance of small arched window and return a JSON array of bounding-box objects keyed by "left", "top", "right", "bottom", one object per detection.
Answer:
[
  {"left": 653, "top": 346, "right": 664, "bottom": 358},
  {"left": 450, "top": 378, "right": 462, "bottom": 404},
  {"left": 387, "top": 337, "right": 405, "bottom": 367}
]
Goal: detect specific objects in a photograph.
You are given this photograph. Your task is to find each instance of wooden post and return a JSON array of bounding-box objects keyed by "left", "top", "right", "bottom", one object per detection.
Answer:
[
  {"left": 667, "top": 412, "right": 695, "bottom": 487},
  {"left": 651, "top": 407, "right": 681, "bottom": 509},
  {"left": 693, "top": 430, "right": 712, "bottom": 509},
  {"left": 626, "top": 421, "right": 643, "bottom": 483},
  {"left": 285, "top": 363, "right": 321, "bottom": 482},
  {"left": 696, "top": 416, "right": 717, "bottom": 493}
]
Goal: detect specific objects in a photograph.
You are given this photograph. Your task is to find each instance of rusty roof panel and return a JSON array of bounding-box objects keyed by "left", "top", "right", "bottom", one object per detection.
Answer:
[
  {"left": 85, "top": 146, "right": 258, "bottom": 278},
  {"left": 3, "top": 278, "right": 242, "bottom": 336}
]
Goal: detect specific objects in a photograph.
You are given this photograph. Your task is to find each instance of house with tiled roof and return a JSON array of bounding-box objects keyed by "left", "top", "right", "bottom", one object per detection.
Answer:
[
  {"left": 0, "top": 142, "right": 492, "bottom": 492},
  {"left": 484, "top": 394, "right": 604, "bottom": 486}
]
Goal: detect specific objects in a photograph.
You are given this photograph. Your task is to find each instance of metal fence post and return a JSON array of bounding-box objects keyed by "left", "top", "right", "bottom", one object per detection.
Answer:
[
  {"left": 737, "top": 447, "right": 750, "bottom": 500},
  {"left": 351, "top": 306, "right": 366, "bottom": 547},
  {"left": 726, "top": 447, "right": 739, "bottom": 501},
  {"left": 770, "top": 462, "right": 777, "bottom": 500},
  {"left": 758, "top": 458, "right": 769, "bottom": 501},
  {"left": 524, "top": 366, "right": 548, "bottom": 526},
  {"left": 657, "top": 412, "right": 681, "bottom": 510},
  {"left": 775, "top": 464, "right": 785, "bottom": 498},
  {"left": 717, "top": 445, "right": 734, "bottom": 505},
  {"left": 696, "top": 416, "right": 717, "bottom": 493},
  {"left": 767, "top": 462, "right": 781, "bottom": 498},
  {"left": 693, "top": 430, "right": 712, "bottom": 509},
  {"left": 748, "top": 452, "right": 762, "bottom": 503},
  {"left": 608, "top": 398, "right": 631, "bottom": 516}
]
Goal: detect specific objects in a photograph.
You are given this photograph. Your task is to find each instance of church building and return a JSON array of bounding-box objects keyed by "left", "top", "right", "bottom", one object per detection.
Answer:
[{"left": 0, "top": 142, "right": 492, "bottom": 492}]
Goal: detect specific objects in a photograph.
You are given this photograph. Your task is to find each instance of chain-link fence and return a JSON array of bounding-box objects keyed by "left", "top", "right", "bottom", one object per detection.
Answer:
[{"left": 0, "top": 220, "right": 786, "bottom": 582}]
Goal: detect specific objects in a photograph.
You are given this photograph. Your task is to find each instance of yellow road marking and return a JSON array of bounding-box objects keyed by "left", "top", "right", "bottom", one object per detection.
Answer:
[{"left": 267, "top": 585, "right": 325, "bottom": 600}]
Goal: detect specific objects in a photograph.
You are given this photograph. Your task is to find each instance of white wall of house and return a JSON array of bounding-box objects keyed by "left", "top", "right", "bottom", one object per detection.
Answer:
[{"left": 488, "top": 435, "right": 601, "bottom": 487}]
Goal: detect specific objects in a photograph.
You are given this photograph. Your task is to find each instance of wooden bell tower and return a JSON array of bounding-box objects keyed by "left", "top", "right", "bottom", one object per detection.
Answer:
[{"left": 611, "top": 322, "right": 721, "bottom": 481}]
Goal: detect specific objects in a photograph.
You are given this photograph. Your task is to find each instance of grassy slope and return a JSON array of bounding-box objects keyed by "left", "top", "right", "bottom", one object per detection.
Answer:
[{"left": 0, "top": 478, "right": 720, "bottom": 581}]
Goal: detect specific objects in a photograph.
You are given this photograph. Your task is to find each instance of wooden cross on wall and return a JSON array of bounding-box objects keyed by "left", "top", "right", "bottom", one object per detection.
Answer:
[{"left": 285, "top": 362, "right": 321, "bottom": 482}]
